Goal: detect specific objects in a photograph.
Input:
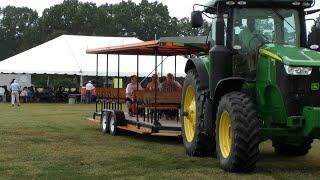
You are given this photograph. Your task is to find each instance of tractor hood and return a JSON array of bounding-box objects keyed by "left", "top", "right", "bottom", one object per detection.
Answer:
[{"left": 259, "top": 44, "right": 320, "bottom": 67}]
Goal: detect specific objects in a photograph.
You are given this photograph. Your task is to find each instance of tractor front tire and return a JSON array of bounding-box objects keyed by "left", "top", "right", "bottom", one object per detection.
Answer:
[
  {"left": 216, "top": 92, "right": 260, "bottom": 172},
  {"left": 181, "top": 70, "right": 214, "bottom": 156},
  {"left": 272, "top": 139, "right": 313, "bottom": 156}
]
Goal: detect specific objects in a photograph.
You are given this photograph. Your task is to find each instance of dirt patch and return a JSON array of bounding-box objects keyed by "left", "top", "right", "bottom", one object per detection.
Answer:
[{"left": 1, "top": 129, "right": 47, "bottom": 136}]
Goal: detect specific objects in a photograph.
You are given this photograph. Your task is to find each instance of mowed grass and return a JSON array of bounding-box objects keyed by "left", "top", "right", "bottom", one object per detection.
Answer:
[{"left": 1, "top": 104, "right": 320, "bottom": 179}]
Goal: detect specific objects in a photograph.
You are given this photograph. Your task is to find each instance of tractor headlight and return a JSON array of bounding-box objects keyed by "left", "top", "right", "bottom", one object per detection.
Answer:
[{"left": 284, "top": 65, "right": 312, "bottom": 75}]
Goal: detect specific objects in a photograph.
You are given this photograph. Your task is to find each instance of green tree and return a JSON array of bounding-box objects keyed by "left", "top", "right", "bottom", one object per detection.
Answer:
[
  {"left": 0, "top": 6, "right": 39, "bottom": 60},
  {"left": 0, "top": 0, "right": 213, "bottom": 62},
  {"left": 135, "top": 0, "right": 171, "bottom": 40},
  {"left": 174, "top": 17, "right": 210, "bottom": 36},
  {"left": 39, "top": 0, "right": 100, "bottom": 41}
]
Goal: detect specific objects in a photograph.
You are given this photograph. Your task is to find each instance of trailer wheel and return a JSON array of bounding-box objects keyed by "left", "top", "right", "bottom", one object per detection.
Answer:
[
  {"left": 272, "top": 139, "right": 313, "bottom": 156},
  {"left": 216, "top": 92, "right": 260, "bottom": 172},
  {"left": 101, "top": 111, "right": 109, "bottom": 134},
  {"left": 109, "top": 113, "right": 119, "bottom": 136},
  {"left": 181, "top": 70, "right": 214, "bottom": 156}
]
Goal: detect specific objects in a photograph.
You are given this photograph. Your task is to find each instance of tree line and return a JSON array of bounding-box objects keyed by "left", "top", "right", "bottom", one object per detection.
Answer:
[{"left": 0, "top": 0, "right": 210, "bottom": 61}]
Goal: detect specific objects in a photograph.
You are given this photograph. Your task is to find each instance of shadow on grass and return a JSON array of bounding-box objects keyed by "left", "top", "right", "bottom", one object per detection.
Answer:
[
  {"left": 119, "top": 131, "right": 183, "bottom": 146},
  {"left": 84, "top": 122, "right": 183, "bottom": 145},
  {"left": 256, "top": 151, "right": 320, "bottom": 174}
]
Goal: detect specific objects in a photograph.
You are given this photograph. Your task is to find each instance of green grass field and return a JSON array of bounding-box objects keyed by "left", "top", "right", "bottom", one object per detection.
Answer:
[{"left": 1, "top": 103, "right": 320, "bottom": 179}]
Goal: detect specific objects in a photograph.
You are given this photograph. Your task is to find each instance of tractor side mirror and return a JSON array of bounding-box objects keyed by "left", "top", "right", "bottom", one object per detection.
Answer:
[
  {"left": 308, "top": 25, "right": 320, "bottom": 51},
  {"left": 191, "top": 11, "right": 203, "bottom": 28}
]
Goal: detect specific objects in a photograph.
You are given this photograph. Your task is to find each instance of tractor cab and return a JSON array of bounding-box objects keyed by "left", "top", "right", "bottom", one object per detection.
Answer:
[{"left": 192, "top": 0, "right": 318, "bottom": 79}]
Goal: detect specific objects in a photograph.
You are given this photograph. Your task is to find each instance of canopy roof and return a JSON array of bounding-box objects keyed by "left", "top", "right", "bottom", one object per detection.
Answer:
[
  {"left": 86, "top": 36, "right": 208, "bottom": 56},
  {"left": 0, "top": 35, "right": 142, "bottom": 76},
  {"left": 0, "top": 35, "right": 188, "bottom": 77}
]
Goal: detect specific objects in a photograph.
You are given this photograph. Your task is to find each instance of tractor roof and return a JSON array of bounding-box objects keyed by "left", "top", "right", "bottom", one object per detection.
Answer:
[{"left": 205, "top": 0, "right": 314, "bottom": 9}]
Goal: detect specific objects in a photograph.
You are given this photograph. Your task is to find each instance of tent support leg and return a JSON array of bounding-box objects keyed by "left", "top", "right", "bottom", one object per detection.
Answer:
[
  {"left": 117, "top": 54, "right": 120, "bottom": 110},
  {"left": 96, "top": 54, "right": 99, "bottom": 86}
]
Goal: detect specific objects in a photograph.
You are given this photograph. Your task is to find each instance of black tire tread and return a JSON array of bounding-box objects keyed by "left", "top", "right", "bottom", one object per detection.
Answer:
[
  {"left": 181, "top": 70, "right": 215, "bottom": 156},
  {"left": 216, "top": 92, "right": 260, "bottom": 172}
]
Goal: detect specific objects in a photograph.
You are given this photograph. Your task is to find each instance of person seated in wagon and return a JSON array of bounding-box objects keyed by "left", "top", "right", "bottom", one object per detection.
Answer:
[
  {"left": 160, "top": 73, "right": 182, "bottom": 92},
  {"left": 125, "top": 75, "right": 143, "bottom": 116},
  {"left": 146, "top": 74, "right": 160, "bottom": 91},
  {"left": 160, "top": 73, "right": 182, "bottom": 120}
]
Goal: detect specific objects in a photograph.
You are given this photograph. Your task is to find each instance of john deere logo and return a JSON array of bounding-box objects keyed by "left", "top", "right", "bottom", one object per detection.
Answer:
[{"left": 311, "top": 83, "right": 320, "bottom": 91}]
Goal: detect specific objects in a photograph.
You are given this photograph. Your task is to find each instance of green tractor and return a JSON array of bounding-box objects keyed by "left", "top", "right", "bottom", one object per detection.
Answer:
[{"left": 181, "top": 0, "right": 320, "bottom": 172}]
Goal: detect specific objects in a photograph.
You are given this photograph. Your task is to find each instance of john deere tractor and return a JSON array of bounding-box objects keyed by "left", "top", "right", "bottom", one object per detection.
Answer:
[{"left": 181, "top": 0, "right": 320, "bottom": 172}]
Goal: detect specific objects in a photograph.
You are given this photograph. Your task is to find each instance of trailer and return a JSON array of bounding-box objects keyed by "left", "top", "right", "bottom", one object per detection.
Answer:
[{"left": 86, "top": 37, "right": 208, "bottom": 136}]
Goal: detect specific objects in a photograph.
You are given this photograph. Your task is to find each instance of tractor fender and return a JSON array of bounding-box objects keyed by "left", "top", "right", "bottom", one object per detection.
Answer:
[
  {"left": 212, "top": 77, "right": 246, "bottom": 105},
  {"left": 185, "top": 59, "right": 209, "bottom": 90}
]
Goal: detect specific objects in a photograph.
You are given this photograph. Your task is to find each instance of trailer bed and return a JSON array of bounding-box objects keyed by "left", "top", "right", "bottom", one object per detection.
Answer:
[{"left": 124, "top": 112, "right": 181, "bottom": 128}]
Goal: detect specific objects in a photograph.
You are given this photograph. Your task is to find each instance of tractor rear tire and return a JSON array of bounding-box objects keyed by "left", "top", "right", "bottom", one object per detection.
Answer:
[
  {"left": 181, "top": 70, "right": 215, "bottom": 156},
  {"left": 216, "top": 92, "right": 260, "bottom": 172},
  {"left": 272, "top": 139, "right": 313, "bottom": 156}
]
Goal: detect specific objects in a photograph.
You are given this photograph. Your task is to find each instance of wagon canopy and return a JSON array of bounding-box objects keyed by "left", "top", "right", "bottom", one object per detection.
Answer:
[{"left": 86, "top": 36, "right": 209, "bottom": 56}]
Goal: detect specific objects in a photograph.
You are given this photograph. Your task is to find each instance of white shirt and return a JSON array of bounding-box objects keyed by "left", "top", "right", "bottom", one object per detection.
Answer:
[
  {"left": 126, "top": 83, "right": 143, "bottom": 100},
  {"left": 10, "top": 82, "right": 20, "bottom": 92},
  {"left": 85, "top": 83, "right": 94, "bottom": 91}
]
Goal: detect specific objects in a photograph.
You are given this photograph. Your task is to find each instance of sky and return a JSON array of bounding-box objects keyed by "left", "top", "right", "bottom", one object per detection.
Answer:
[{"left": 0, "top": 0, "right": 319, "bottom": 32}]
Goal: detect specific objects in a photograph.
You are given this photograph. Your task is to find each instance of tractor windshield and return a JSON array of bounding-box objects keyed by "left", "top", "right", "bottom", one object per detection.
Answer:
[{"left": 232, "top": 8, "right": 300, "bottom": 50}]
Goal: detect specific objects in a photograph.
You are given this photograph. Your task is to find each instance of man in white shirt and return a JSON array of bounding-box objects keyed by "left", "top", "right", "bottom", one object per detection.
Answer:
[
  {"left": 10, "top": 80, "right": 20, "bottom": 106},
  {"left": 126, "top": 75, "right": 143, "bottom": 116},
  {"left": 85, "top": 81, "right": 94, "bottom": 103}
]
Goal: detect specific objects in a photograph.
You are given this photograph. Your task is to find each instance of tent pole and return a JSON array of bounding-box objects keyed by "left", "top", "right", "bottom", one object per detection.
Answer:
[
  {"left": 46, "top": 75, "right": 50, "bottom": 87},
  {"left": 174, "top": 55, "right": 177, "bottom": 79},
  {"left": 117, "top": 54, "right": 120, "bottom": 110},
  {"left": 96, "top": 54, "right": 99, "bottom": 87},
  {"left": 154, "top": 48, "right": 158, "bottom": 125},
  {"left": 136, "top": 54, "right": 139, "bottom": 125},
  {"left": 80, "top": 75, "right": 83, "bottom": 102},
  {"left": 106, "top": 54, "right": 109, "bottom": 88},
  {"left": 161, "top": 56, "right": 163, "bottom": 77}
]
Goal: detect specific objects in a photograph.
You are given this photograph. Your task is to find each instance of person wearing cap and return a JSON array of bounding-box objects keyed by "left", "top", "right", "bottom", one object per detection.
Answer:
[
  {"left": 146, "top": 74, "right": 160, "bottom": 91},
  {"left": 85, "top": 81, "right": 94, "bottom": 103},
  {"left": 126, "top": 75, "right": 143, "bottom": 116},
  {"left": 10, "top": 79, "right": 20, "bottom": 106}
]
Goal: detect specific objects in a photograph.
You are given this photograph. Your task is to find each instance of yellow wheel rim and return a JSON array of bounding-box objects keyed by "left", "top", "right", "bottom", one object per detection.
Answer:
[
  {"left": 183, "top": 85, "right": 197, "bottom": 143},
  {"left": 219, "top": 111, "right": 232, "bottom": 158}
]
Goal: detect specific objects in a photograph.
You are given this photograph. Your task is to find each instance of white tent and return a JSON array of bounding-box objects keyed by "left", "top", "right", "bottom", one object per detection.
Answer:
[{"left": 0, "top": 35, "right": 188, "bottom": 77}]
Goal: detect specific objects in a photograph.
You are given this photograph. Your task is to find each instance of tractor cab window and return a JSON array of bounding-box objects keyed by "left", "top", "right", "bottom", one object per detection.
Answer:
[
  {"left": 211, "top": 14, "right": 228, "bottom": 46},
  {"left": 283, "top": 13, "right": 298, "bottom": 45},
  {"left": 232, "top": 8, "right": 300, "bottom": 79}
]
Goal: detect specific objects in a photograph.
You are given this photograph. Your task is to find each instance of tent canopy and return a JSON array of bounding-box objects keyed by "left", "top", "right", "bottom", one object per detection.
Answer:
[
  {"left": 0, "top": 35, "right": 142, "bottom": 76},
  {"left": 0, "top": 35, "right": 191, "bottom": 77}
]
